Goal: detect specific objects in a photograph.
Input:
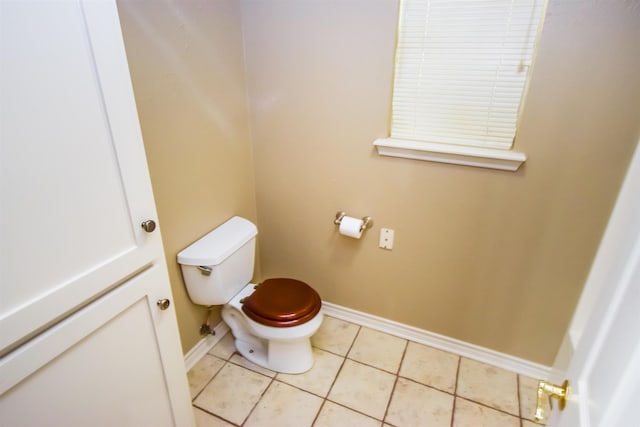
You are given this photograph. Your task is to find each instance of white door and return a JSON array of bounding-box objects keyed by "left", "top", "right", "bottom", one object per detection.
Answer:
[
  {"left": 545, "top": 141, "right": 640, "bottom": 426},
  {"left": 0, "top": 0, "right": 161, "bottom": 353}
]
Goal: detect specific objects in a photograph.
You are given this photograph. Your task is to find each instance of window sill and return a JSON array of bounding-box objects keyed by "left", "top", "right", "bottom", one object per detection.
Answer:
[{"left": 373, "top": 138, "right": 526, "bottom": 172}]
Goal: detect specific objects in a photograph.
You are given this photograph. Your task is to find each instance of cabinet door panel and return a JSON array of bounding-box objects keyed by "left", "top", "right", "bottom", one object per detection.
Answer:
[
  {"left": 0, "top": 265, "right": 192, "bottom": 427},
  {"left": 0, "top": 0, "right": 160, "bottom": 354}
]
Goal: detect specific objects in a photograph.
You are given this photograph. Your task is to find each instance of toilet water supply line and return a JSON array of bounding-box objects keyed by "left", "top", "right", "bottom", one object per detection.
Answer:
[{"left": 200, "top": 307, "right": 216, "bottom": 336}]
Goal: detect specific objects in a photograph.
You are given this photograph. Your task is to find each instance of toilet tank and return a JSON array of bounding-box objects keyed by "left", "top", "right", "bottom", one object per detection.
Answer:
[{"left": 177, "top": 216, "right": 257, "bottom": 306}]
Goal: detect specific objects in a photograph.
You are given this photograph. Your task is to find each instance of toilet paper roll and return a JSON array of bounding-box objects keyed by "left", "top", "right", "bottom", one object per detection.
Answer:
[{"left": 339, "top": 216, "right": 364, "bottom": 239}]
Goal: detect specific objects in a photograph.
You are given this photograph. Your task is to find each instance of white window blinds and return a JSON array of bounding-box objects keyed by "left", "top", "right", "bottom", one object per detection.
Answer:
[{"left": 391, "top": 0, "right": 546, "bottom": 150}]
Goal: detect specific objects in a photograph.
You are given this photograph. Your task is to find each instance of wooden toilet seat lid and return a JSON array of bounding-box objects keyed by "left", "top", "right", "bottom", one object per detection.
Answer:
[{"left": 241, "top": 278, "right": 321, "bottom": 328}]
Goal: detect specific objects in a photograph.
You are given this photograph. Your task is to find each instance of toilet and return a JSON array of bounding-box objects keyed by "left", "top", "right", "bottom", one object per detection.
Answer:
[{"left": 177, "top": 216, "right": 323, "bottom": 374}]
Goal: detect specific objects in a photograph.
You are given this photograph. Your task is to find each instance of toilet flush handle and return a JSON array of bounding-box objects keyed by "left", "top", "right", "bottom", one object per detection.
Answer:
[{"left": 198, "top": 266, "right": 212, "bottom": 276}]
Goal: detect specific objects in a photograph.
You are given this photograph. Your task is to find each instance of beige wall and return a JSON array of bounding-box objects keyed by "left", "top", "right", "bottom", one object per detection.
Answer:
[
  {"left": 242, "top": 0, "right": 640, "bottom": 364},
  {"left": 117, "top": 0, "right": 257, "bottom": 353},
  {"left": 117, "top": 0, "right": 639, "bottom": 364}
]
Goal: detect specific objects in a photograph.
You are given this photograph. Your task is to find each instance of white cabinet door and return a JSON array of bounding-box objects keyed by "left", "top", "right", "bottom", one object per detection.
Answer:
[
  {"left": 0, "top": 264, "right": 194, "bottom": 427},
  {"left": 0, "top": 0, "right": 161, "bottom": 354},
  {"left": 0, "top": 1, "right": 194, "bottom": 425}
]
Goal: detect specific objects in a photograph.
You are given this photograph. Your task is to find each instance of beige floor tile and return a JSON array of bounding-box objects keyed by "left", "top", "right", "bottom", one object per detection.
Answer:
[
  {"left": 188, "top": 354, "right": 226, "bottom": 398},
  {"left": 193, "top": 408, "right": 236, "bottom": 427},
  {"left": 399, "top": 341, "right": 459, "bottom": 393},
  {"left": 311, "top": 316, "right": 359, "bottom": 356},
  {"left": 193, "top": 363, "right": 271, "bottom": 425},
  {"left": 348, "top": 327, "right": 407, "bottom": 373},
  {"left": 385, "top": 377, "right": 454, "bottom": 427},
  {"left": 314, "top": 401, "right": 382, "bottom": 427},
  {"left": 208, "top": 332, "right": 236, "bottom": 360},
  {"left": 328, "top": 359, "right": 396, "bottom": 420},
  {"left": 276, "top": 348, "right": 343, "bottom": 397},
  {"left": 193, "top": 322, "right": 538, "bottom": 427},
  {"left": 244, "top": 381, "right": 323, "bottom": 427},
  {"left": 519, "top": 375, "right": 548, "bottom": 423},
  {"left": 456, "top": 358, "right": 519, "bottom": 415},
  {"left": 452, "top": 398, "right": 520, "bottom": 427},
  {"left": 229, "top": 353, "right": 277, "bottom": 377}
]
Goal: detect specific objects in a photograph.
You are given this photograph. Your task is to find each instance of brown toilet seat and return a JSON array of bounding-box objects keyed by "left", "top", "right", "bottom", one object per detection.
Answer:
[{"left": 241, "top": 278, "right": 321, "bottom": 328}]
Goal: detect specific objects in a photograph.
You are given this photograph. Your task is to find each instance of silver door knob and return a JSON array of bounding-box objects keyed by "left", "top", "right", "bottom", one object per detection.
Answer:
[
  {"left": 157, "top": 299, "right": 171, "bottom": 310},
  {"left": 141, "top": 220, "right": 156, "bottom": 233}
]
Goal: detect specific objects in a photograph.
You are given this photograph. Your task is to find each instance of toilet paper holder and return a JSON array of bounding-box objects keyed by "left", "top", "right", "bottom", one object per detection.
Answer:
[{"left": 334, "top": 211, "right": 373, "bottom": 232}]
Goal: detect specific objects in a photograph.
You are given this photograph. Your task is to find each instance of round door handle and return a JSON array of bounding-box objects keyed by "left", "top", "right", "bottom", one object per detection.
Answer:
[
  {"left": 141, "top": 220, "right": 157, "bottom": 233},
  {"left": 157, "top": 298, "right": 171, "bottom": 310}
]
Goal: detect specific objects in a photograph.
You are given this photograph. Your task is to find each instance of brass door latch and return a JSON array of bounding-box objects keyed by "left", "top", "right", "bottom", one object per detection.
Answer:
[{"left": 534, "top": 379, "right": 569, "bottom": 422}]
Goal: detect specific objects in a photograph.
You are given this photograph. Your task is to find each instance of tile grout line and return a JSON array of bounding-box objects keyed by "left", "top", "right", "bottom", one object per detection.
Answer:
[
  {"left": 191, "top": 356, "right": 242, "bottom": 426},
  {"left": 455, "top": 395, "right": 524, "bottom": 420},
  {"left": 205, "top": 341, "right": 280, "bottom": 426},
  {"left": 190, "top": 354, "right": 232, "bottom": 402},
  {"left": 397, "top": 375, "right": 456, "bottom": 397},
  {"left": 311, "top": 324, "right": 362, "bottom": 426},
  {"left": 450, "top": 355, "right": 462, "bottom": 427},
  {"left": 517, "top": 374, "right": 524, "bottom": 427},
  {"left": 240, "top": 373, "right": 277, "bottom": 426},
  {"left": 346, "top": 324, "right": 363, "bottom": 356},
  {"left": 321, "top": 399, "right": 386, "bottom": 424},
  {"left": 193, "top": 404, "right": 240, "bottom": 427},
  {"left": 452, "top": 356, "right": 524, "bottom": 421},
  {"left": 381, "top": 339, "right": 409, "bottom": 424},
  {"left": 344, "top": 355, "right": 407, "bottom": 376},
  {"left": 310, "top": 398, "right": 327, "bottom": 426},
  {"left": 324, "top": 323, "right": 361, "bottom": 396}
]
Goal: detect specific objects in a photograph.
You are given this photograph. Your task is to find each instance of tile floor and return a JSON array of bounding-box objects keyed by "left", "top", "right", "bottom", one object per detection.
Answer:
[{"left": 188, "top": 316, "right": 548, "bottom": 427}]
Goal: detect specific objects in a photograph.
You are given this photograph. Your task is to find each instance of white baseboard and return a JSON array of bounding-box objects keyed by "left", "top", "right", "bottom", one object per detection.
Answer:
[
  {"left": 184, "top": 302, "right": 551, "bottom": 379},
  {"left": 184, "top": 322, "right": 230, "bottom": 371},
  {"left": 322, "top": 302, "right": 551, "bottom": 379}
]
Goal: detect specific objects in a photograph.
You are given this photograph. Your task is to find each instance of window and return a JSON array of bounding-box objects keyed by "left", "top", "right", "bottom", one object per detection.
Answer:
[{"left": 374, "top": 0, "right": 546, "bottom": 171}]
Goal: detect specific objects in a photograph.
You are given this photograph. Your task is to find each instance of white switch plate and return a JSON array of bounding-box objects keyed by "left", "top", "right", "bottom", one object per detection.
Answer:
[{"left": 379, "top": 228, "right": 394, "bottom": 250}]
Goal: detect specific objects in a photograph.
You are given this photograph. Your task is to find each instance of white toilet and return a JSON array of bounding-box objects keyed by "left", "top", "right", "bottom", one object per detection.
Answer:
[{"left": 177, "top": 216, "right": 323, "bottom": 374}]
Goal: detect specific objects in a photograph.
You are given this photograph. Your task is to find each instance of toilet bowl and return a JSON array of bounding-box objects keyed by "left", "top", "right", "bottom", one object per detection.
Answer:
[
  {"left": 223, "top": 280, "right": 323, "bottom": 373},
  {"left": 177, "top": 216, "right": 323, "bottom": 374}
]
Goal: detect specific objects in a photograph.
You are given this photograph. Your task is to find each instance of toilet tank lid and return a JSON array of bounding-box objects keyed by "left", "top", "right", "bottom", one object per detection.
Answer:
[{"left": 177, "top": 216, "right": 257, "bottom": 266}]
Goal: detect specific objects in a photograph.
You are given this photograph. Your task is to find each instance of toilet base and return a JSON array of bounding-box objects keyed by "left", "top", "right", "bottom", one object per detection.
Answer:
[
  {"left": 234, "top": 336, "right": 314, "bottom": 374},
  {"left": 221, "top": 284, "right": 322, "bottom": 374}
]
